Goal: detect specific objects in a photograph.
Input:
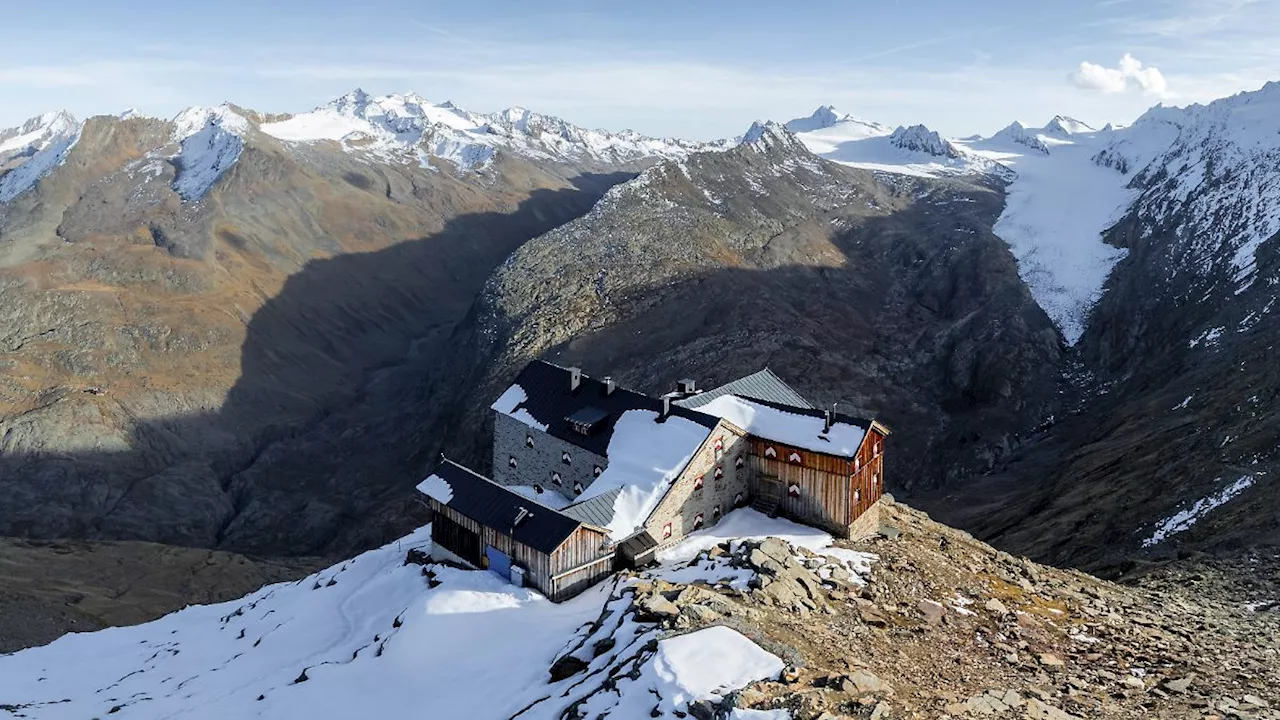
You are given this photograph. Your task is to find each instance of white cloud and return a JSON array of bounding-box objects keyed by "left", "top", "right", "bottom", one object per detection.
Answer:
[{"left": 1070, "top": 54, "right": 1170, "bottom": 97}]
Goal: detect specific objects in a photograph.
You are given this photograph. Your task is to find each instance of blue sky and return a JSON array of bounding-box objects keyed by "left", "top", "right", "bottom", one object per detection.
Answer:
[{"left": 1, "top": 0, "right": 1276, "bottom": 138}]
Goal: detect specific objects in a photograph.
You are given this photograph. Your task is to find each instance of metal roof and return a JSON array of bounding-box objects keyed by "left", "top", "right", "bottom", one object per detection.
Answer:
[
  {"left": 675, "top": 368, "right": 815, "bottom": 410},
  {"left": 499, "top": 361, "right": 719, "bottom": 456},
  {"left": 561, "top": 488, "right": 622, "bottom": 528},
  {"left": 428, "top": 459, "right": 593, "bottom": 555}
]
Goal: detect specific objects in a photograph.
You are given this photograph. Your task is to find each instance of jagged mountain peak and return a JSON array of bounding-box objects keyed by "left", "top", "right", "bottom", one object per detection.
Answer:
[
  {"left": 888, "top": 123, "right": 961, "bottom": 158},
  {"left": 738, "top": 120, "right": 804, "bottom": 152},
  {"left": 0, "top": 109, "right": 84, "bottom": 204}
]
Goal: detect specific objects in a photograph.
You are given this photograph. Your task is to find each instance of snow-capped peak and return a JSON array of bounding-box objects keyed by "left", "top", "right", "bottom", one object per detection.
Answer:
[
  {"left": 1043, "top": 115, "right": 1096, "bottom": 136},
  {"left": 0, "top": 110, "right": 82, "bottom": 203},
  {"left": 260, "top": 90, "right": 713, "bottom": 171},
  {"left": 738, "top": 120, "right": 801, "bottom": 152},
  {"left": 170, "top": 105, "right": 250, "bottom": 201},
  {"left": 784, "top": 106, "right": 890, "bottom": 137},
  {"left": 990, "top": 121, "right": 1050, "bottom": 154},
  {"left": 888, "top": 124, "right": 961, "bottom": 158}
]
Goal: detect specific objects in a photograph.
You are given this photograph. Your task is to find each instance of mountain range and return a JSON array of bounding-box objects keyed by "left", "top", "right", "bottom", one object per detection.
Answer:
[{"left": 0, "top": 83, "right": 1277, "bottom": 643}]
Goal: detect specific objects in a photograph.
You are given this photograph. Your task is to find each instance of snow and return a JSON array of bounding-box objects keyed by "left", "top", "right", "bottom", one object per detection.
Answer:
[
  {"left": 0, "top": 110, "right": 81, "bottom": 203},
  {"left": 573, "top": 409, "right": 711, "bottom": 540},
  {"left": 659, "top": 508, "right": 840, "bottom": 563},
  {"left": 490, "top": 383, "right": 548, "bottom": 431},
  {"left": 414, "top": 474, "right": 453, "bottom": 504},
  {"left": 731, "top": 710, "right": 793, "bottom": 720},
  {"left": 789, "top": 108, "right": 992, "bottom": 179},
  {"left": 1142, "top": 474, "right": 1257, "bottom": 547},
  {"left": 0, "top": 515, "right": 805, "bottom": 719},
  {"left": 261, "top": 89, "right": 715, "bottom": 170},
  {"left": 956, "top": 126, "right": 1134, "bottom": 344},
  {"left": 1173, "top": 395, "right": 1194, "bottom": 410},
  {"left": 509, "top": 484, "right": 573, "bottom": 509},
  {"left": 651, "top": 627, "right": 783, "bottom": 707},
  {"left": 697, "top": 394, "right": 867, "bottom": 457},
  {"left": 170, "top": 105, "right": 249, "bottom": 201}
]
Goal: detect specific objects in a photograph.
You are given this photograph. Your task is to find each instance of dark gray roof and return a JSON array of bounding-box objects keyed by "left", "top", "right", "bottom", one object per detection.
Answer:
[
  {"left": 675, "top": 368, "right": 814, "bottom": 410},
  {"left": 428, "top": 459, "right": 595, "bottom": 555},
  {"left": 561, "top": 488, "right": 622, "bottom": 528},
  {"left": 499, "top": 361, "right": 719, "bottom": 456}
]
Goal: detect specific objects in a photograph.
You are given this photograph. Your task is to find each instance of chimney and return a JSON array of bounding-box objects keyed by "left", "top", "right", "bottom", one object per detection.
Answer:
[
  {"left": 676, "top": 378, "right": 697, "bottom": 396},
  {"left": 602, "top": 377, "right": 616, "bottom": 396},
  {"left": 568, "top": 367, "right": 582, "bottom": 393},
  {"left": 660, "top": 395, "right": 672, "bottom": 420},
  {"left": 823, "top": 409, "right": 833, "bottom": 434}
]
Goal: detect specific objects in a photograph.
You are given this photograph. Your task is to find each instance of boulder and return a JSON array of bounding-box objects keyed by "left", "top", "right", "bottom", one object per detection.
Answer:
[
  {"left": 984, "top": 598, "right": 1009, "bottom": 615},
  {"left": 548, "top": 654, "right": 588, "bottom": 682},
  {"left": 635, "top": 594, "right": 680, "bottom": 622},
  {"left": 849, "top": 668, "right": 886, "bottom": 694},
  {"left": 918, "top": 599, "right": 945, "bottom": 624}
]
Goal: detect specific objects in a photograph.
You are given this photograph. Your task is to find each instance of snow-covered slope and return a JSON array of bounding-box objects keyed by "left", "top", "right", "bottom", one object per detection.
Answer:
[
  {"left": 957, "top": 122, "right": 1134, "bottom": 344},
  {"left": 0, "top": 110, "right": 82, "bottom": 202},
  {"left": 0, "top": 510, "right": 848, "bottom": 719},
  {"left": 1095, "top": 82, "right": 1280, "bottom": 292},
  {"left": 787, "top": 107, "right": 991, "bottom": 179},
  {"left": 170, "top": 105, "right": 249, "bottom": 201},
  {"left": 261, "top": 89, "right": 715, "bottom": 170}
]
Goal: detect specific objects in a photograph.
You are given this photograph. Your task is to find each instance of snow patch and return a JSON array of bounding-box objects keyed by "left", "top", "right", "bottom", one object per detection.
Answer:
[
  {"left": 0, "top": 110, "right": 81, "bottom": 202},
  {"left": 414, "top": 474, "right": 453, "bottom": 504},
  {"left": 490, "top": 384, "right": 548, "bottom": 431},
  {"left": 1142, "top": 475, "right": 1257, "bottom": 547}
]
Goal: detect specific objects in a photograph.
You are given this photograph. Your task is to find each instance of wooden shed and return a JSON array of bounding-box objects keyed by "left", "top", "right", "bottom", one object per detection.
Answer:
[{"left": 420, "top": 460, "right": 615, "bottom": 602}]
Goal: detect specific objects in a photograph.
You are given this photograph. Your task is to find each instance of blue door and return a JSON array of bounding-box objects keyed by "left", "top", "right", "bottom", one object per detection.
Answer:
[{"left": 485, "top": 545, "right": 511, "bottom": 580}]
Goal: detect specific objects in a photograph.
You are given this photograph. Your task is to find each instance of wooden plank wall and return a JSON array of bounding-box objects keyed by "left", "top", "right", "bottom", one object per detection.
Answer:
[
  {"left": 747, "top": 431, "right": 885, "bottom": 536},
  {"left": 427, "top": 498, "right": 613, "bottom": 602}
]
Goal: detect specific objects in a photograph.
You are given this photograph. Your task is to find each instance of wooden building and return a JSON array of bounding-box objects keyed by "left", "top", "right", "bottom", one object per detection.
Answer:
[{"left": 419, "top": 459, "right": 614, "bottom": 602}]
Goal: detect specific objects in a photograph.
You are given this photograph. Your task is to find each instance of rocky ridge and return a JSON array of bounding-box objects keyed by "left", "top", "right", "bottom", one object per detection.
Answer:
[{"left": 544, "top": 499, "right": 1279, "bottom": 719}]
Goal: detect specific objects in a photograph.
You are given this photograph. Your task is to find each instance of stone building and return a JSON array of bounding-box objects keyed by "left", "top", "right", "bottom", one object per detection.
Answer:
[{"left": 417, "top": 360, "right": 889, "bottom": 600}]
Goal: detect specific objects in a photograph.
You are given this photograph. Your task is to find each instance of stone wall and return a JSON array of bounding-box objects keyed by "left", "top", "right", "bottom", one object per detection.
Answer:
[
  {"left": 847, "top": 499, "right": 882, "bottom": 539},
  {"left": 647, "top": 421, "right": 751, "bottom": 547},
  {"left": 491, "top": 411, "right": 608, "bottom": 503}
]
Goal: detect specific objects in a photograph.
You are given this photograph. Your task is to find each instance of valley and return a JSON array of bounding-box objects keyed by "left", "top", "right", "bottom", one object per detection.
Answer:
[{"left": 0, "top": 82, "right": 1277, "bottom": 658}]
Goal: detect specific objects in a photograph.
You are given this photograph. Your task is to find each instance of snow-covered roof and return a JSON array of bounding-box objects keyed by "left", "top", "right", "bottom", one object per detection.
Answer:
[
  {"left": 696, "top": 394, "right": 869, "bottom": 458},
  {"left": 568, "top": 409, "right": 714, "bottom": 541}
]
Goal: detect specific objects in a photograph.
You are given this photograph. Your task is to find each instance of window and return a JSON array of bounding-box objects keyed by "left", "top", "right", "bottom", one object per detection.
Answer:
[
  {"left": 551, "top": 471, "right": 562, "bottom": 486},
  {"left": 788, "top": 451, "right": 803, "bottom": 464},
  {"left": 875, "top": 440, "right": 882, "bottom": 456},
  {"left": 714, "top": 437, "right": 724, "bottom": 461},
  {"left": 788, "top": 483, "right": 801, "bottom": 498},
  {"left": 662, "top": 522, "right": 672, "bottom": 540},
  {"left": 853, "top": 488, "right": 861, "bottom": 503},
  {"left": 561, "top": 451, "right": 572, "bottom": 465},
  {"left": 872, "top": 473, "right": 879, "bottom": 487},
  {"left": 573, "top": 481, "right": 584, "bottom": 495},
  {"left": 692, "top": 513, "right": 705, "bottom": 530},
  {"left": 733, "top": 492, "right": 744, "bottom": 506},
  {"left": 714, "top": 466, "right": 724, "bottom": 480},
  {"left": 693, "top": 474, "right": 704, "bottom": 490},
  {"left": 525, "top": 434, "right": 534, "bottom": 449},
  {"left": 534, "top": 484, "right": 544, "bottom": 495},
  {"left": 508, "top": 456, "right": 517, "bottom": 469},
  {"left": 713, "top": 505, "right": 722, "bottom": 519},
  {"left": 734, "top": 455, "right": 744, "bottom": 469},
  {"left": 764, "top": 446, "right": 777, "bottom": 458},
  {"left": 855, "top": 456, "right": 861, "bottom": 472},
  {"left": 593, "top": 465, "right": 603, "bottom": 477}
]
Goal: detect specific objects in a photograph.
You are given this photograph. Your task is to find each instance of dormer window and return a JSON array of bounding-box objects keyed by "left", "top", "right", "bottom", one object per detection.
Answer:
[
  {"left": 566, "top": 406, "right": 608, "bottom": 437},
  {"left": 526, "top": 434, "right": 534, "bottom": 449},
  {"left": 562, "top": 451, "right": 572, "bottom": 465}
]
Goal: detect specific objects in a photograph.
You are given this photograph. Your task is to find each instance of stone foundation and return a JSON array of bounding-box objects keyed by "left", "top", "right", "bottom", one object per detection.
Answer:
[{"left": 846, "top": 500, "right": 882, "bottom": 540}]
